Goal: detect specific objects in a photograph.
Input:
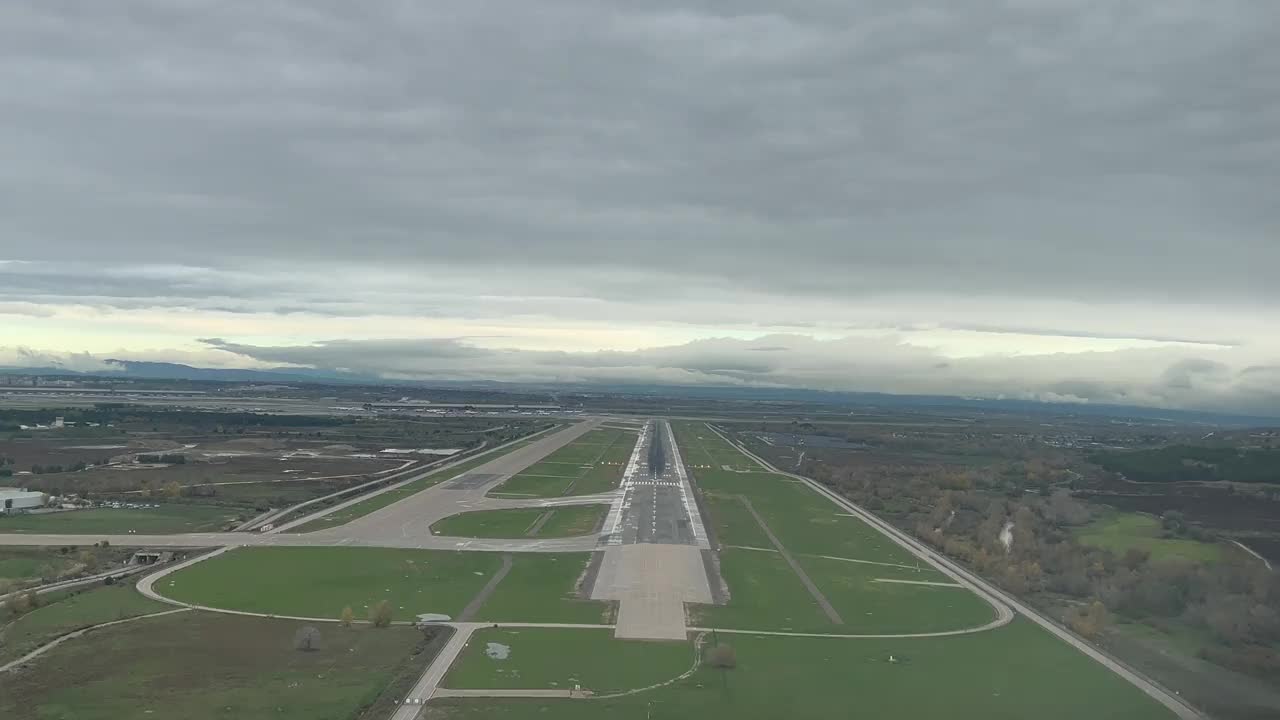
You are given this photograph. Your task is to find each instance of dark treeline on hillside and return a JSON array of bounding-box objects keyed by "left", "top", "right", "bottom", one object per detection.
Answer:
[{"left": 1093, "top": 446, "right": 1280, "bottom": 484}]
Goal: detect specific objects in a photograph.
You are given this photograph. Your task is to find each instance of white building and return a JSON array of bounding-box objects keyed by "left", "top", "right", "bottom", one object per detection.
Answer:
[
  {"left": 53, "top": 417, "right": 65, "bottom": 429},
  {"left": 0, "top": 488, "right": 46, "bottom": 513}
]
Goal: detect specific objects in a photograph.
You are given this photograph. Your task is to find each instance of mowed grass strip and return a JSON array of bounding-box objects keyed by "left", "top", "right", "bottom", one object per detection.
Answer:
[
  {"left": 0, "top": 585, "right": 170, "bottom": 665},
  {"left": 0, "top": 504, "right": 239, "bottom": 535},
  {"left": 676, "top": 424, "right": 916, "bottom": 564},
  {"left": 703, "top": 494, "right": 772, "bottom": 548},
  {"left": 796, "top": 556, "right": 995, "bottom": 634},
  {"left": 430, "top": 505, "right": 607, "bottom": 539},
  {"left": 431, "top": 508, "right": 546, "bottom": 538},
  {"left": 444, "top": 627, "right": 692, "bottom": 693},
  {"left": 693, "top": 548, "right": 830, "bottom": 632},
  {"left": 473, "top": 554, "right": 611, "bottom": 625},
  {"left": 673, "top": 422, "right": 762, "bottom": 471},
  {"left": 426, "top": 619, "right": 1177, "bottom": 720},
  {"left": 0, "top": 611, "right": 427, "bottom": 720},
  {"left": 538, "top": 505, "right": 608, "bottom": 536},
  {"left": 490, "top": 429, "right": 635, "bottom": 499},
  {"left": 1075, "top": 511, "right": 1223, "bottom": 563},
  {"left": 678, "top": 423, "right": 991, "bottom": 635},
  {"left": 161, "top": 547, "right": 501, "bottom": 620}
]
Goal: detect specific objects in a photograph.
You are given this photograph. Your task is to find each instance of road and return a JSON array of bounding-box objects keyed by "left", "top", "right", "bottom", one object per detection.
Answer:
[
  {"left": 708, "top": 423, "right": 1203, "bottom": 720},
  {"left": 0, "top": 421, "right": 615, "bottom": 553},
  {"left": 390, "top": 624, "right": 480, "bottom": 719}
]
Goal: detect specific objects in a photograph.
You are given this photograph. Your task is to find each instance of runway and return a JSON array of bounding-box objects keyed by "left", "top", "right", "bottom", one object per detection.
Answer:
[
  {"left": 600, "top": 420, "right": 707, "bottom": 547},
  {"left": 591, "top": 420, "right": 713, "bottom": 640}
]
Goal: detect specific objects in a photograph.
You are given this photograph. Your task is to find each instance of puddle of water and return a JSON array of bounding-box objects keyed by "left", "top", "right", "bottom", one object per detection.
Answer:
[{"left": 485, "top": 642, "right": 511, "bottom": 660}]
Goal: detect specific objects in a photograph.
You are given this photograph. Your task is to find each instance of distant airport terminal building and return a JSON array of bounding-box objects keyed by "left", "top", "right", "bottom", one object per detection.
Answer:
[{"left": 0, "top": 488, "right": 47, "bottom": 513}]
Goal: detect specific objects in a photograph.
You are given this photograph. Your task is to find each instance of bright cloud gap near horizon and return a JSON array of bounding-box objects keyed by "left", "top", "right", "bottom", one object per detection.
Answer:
[{"left": 0, "top": 1, "right": 1277, "bottom": 415}]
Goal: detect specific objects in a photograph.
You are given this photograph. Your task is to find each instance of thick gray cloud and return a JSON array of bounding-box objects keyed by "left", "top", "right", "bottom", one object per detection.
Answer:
[
  {"left": 2, "top": 2, "right": 1277, "bottom": 303},
  {"left": 1, "top": 2, "right": 1278, "bottom": 412}
]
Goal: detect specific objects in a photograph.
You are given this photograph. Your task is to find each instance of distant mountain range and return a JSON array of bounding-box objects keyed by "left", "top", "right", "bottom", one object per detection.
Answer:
[
  {"left": 2, "top": 360, "right": 1276, "bottom": 426},
  {"left": 0, "top": 360, "right": 370, "bottom": 384}
]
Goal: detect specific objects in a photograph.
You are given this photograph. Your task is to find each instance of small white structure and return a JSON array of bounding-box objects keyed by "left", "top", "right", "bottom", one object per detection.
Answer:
[
  {"left": 52, "top": 417, "right": 65, "bottom": 429},
  {"left": 0, "top": 488, "right": 47, "bottom": 513}
]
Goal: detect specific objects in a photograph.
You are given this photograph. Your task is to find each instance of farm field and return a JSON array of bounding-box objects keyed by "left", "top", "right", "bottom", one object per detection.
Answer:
[
  {"left": 0, "top": 504, "right": 239, "bottom": 535},
  {"left": 1075, "top": 511, "right": 1224, "bottom": 563},
  {"left": 429, "top": 619, "right": 1176, "bottom": 720},
  {"left": 161, "top": 547, "right": 502, "bottom": 621},
  {"left": 488, "top": 429, "right": 636, "bottom": 498},
  {"left": 0, "top": 584, "right": 169, "bottom": 665},
  {"left": 0, "top": 610, "right": 433, "bottom": 720}
]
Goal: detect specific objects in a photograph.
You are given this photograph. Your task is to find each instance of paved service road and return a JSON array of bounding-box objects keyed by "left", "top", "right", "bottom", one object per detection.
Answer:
[{"left": 391, "top": 624, "right": 480, "bottom": 720}]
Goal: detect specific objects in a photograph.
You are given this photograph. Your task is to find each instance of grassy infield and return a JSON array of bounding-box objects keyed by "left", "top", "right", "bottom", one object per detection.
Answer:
[
  {"left": 487, "top": 428, "right": 637, "bottom": 498},
  {"left": 429, "top": 504, "right": 609, "bottom": 539},
  {"left": 0, "top": 505, "right": 238, "bottom": 535},
  {"left": 0, "top": 422, "right": 1179, "bottom": 719}
]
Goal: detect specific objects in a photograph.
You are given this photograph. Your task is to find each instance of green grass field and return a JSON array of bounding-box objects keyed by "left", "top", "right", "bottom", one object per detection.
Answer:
[
  {"left": 430, "top": 505, "right": 607, "bottom": 539},
  {"left": 0, "top": 547, "right": 79, "bottom": 586},
  {"left": 488, "top": 429, "right": 635, "bottom": 498},
  {"left": 797, "top": 555, "right": 995, "bottom": 633},
  {"left": 538, "top": 505, "right": 608, "bottom": 537},
  {"left": 675, "top": 422, "right": 984, "bottom": 634},
  {"left": 472, "top": 554, "right": 610, "bottom": 624},
  {"left": 428, "top": 619, "right": 1176, "bottom": 720},
  {"left": 0, "top": 611, "right": 428, "bottom": 720},
  {"left": 693, "top": 548, "right": 831, "bottom": 631},
  {"left": 0, "top": 585, "right": 169, "bottom": 665},
  {"left": 161, "top": 547, "right": 502, "bottom": 620},
  {"left": 445, "top": 627, "right": 692, "bottom": 693},
  {"left": 0, "top": 505, "right": 239, "bottom": 535},
  {"left": 1075, "top": 512, "right": 1223, "bottom": 563}
]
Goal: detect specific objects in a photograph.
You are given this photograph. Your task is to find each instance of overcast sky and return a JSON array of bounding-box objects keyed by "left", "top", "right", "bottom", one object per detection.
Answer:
[{"left": 2, "top": 2, "right": 1277, "bottom": 414}]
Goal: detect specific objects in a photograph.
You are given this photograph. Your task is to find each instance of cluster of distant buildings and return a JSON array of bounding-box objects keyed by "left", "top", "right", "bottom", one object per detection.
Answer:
[
  {"left": 14, "top": 416, "right": 107, "bottom": 432},
  {"left": 0, "top": 375, "right": 80, "bottom": 387}
]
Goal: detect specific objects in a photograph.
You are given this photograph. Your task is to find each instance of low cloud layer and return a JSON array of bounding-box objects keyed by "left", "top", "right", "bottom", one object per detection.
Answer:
[
  {"left": 191, "top": 335, "right": 1277, "bottom": 416},
  {"left": 1, "top": 2, "right": 1277, "bottom": 415}
]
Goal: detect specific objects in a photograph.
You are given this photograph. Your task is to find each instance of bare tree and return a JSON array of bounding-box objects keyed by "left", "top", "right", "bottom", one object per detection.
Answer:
[
  {"left": 707, "top": 643, "right": 737, "bottom": 669},
  {"left": 293, "top": 625, "right": 323, "bottom": 652},
  {"left": 370, "top": 600, "right": 393, "bottom": 628},
  {"left": 340, "top": 606, "right": 354, "bottom": 627}
]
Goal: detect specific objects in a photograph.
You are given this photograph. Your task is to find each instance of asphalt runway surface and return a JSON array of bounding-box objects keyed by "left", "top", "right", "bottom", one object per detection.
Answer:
[
  {"left": 606, "top": 420, "right": 702, "bottom": 546},
  {"left": 591, "top": 420, "right": 714, "bottom": 639}
]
